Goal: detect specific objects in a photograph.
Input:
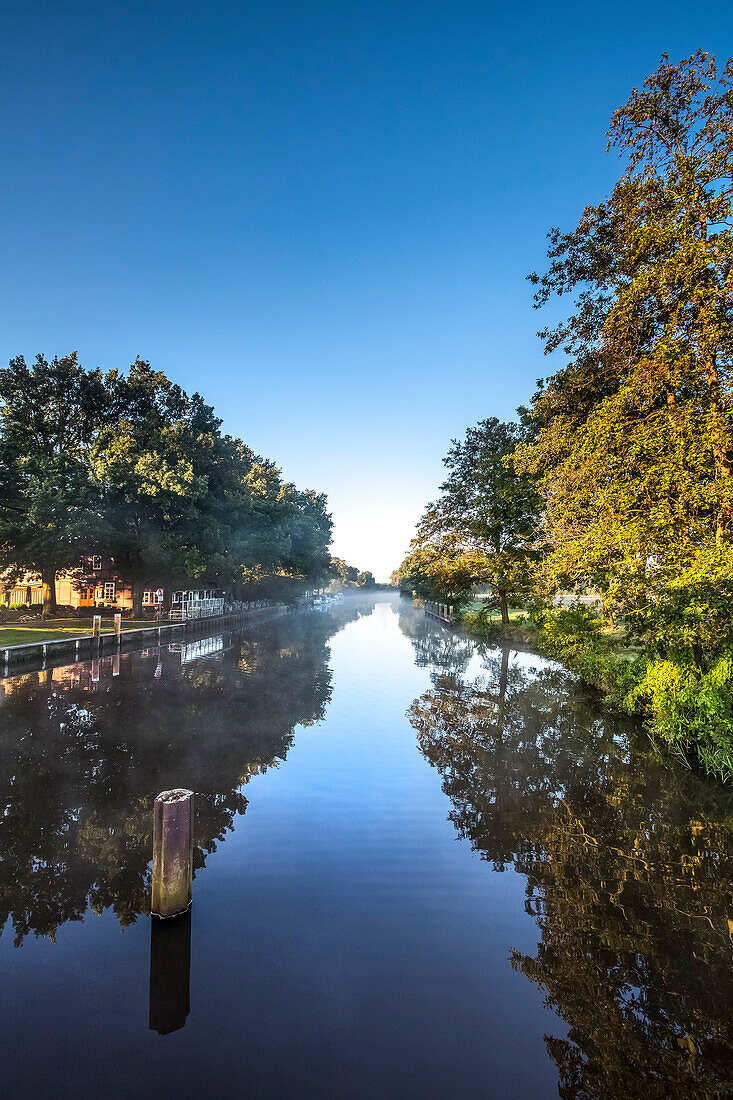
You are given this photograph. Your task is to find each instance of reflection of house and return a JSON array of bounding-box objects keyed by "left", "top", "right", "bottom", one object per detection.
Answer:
[
  {"left": 1, "top": 557, "right": 133, "bottom": 610},
  {"left": 0, "top": 660, "right": 117, "bottom": 698},
  {"left": 174, "top": 635, "right": 225, "bottom": 664}
]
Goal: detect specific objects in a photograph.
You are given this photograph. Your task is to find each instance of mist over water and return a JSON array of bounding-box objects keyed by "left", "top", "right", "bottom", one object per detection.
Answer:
[{"left": 1, "top": 595, "right": 731, "bottom": 1097}]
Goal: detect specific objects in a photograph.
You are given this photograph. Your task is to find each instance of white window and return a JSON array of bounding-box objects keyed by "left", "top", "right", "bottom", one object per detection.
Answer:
[
  {"left": 103, "top": 582, "right": 115, "bottom": 600},
  {"left": 143, "top": 590, "right": 153, "bottom": 605},
  {"left": 172, "top": 591, "right": 183, "bottom": 604},
  {"left": 92, "top": 555, "right": 102, "bottom": 570}
]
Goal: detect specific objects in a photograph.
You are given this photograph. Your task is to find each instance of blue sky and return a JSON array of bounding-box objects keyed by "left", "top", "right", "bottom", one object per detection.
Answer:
[{"left": 3, "top": 2, "right": 732, "bottom": 579}]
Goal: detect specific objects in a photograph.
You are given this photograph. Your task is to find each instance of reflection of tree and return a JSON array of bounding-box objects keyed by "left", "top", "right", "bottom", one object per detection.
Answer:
[
  {"left": 409, "top": 654, "right": 733, "bottom": 1098},
  {"left": 0, "top": 601, "right": 366, "bottom": 945}
]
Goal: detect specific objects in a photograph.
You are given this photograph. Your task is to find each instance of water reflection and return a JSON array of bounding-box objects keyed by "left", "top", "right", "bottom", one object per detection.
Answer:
[
  {"left": 402, "top": 613, "right": 733, "bottom": 1098},
  {"left": 149, "top": 911, "right": 191, "bottom": 1035},
  {"left": 0, "top": 602, "right": 365, "bottom": 946}
]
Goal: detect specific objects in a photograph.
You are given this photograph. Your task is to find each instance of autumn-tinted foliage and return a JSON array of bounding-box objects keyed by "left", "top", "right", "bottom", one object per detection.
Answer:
[{"left": 397, "top": 52, "right": 733, "bottom": 777}]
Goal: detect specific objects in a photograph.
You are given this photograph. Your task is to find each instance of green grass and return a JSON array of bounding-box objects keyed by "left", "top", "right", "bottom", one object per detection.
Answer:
[
  {"left": 460, "top": 599, "right": 526, "bottom": 621},
  {"left": 0, "top": 618, "right": 151, "bottom": 647}
]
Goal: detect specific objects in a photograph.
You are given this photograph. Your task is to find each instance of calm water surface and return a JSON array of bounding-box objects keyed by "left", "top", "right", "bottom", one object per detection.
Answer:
[{"left": 1, "top": 596, "right": 732, "bottom": 1098}]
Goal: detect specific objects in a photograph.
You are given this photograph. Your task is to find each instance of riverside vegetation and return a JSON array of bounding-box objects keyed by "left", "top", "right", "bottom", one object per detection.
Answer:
[
  {"left": 0, "top": 355, "right": 362, "bottom": 618},
  {"left": 395, "top": 52, "right": 733, "bottom": 778}
]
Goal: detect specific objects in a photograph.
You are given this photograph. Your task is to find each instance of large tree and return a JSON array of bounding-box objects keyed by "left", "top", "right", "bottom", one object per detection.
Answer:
[
  {"left": 0, "top": 354, "right": 106, "bottom": 615},
  {"left": 517, "top": 51, "right": 733, "bottom": 652},
  {"left": 92, "top": 360, "right": 241, "bottom": 616},
  {"left": 0, "top": 352, "right": 334, "bottom": 616},
  {"left": 406, "top": 417, "right": 541, "bottom": 622},
  {"left": 93, "top": 360, "right": 334, "bottom": 613}
]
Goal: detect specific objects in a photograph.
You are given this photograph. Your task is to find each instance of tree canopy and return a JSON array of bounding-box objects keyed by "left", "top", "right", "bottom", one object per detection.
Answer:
[
  {"left": 394, "top": 52, "right": 733, "bottom": 776},
  {"left": 516, "top": 50, "right": 733, "bottom": 641},
  {"left": 0, "top": 355, "right": 334, "bottom": 613},
  {"left": 397, "top": 417, "right": 541, "bottom": 621}
]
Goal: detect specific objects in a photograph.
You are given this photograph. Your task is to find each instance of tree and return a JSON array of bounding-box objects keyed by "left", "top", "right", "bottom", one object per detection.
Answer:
[
  {"left": 0, "top": 354, "right": 107, "bottom": 615},
  {"left": 407, "top": 418, "right": 541, "bottom": 622},
  {"left": 91, "top": 360, "right": 229, "bottom": 616},
  {"left": 0, "top": 352, "right": 335, "bottom": 615},
  {"left": 516, "top": 52, "right": 733, "bottom": 653},
  {"left": 278, "top": 488, "right": 333, "bottom": 586},
  {"left": 330, "top": 557, "right": 360, "bottom": 586}
]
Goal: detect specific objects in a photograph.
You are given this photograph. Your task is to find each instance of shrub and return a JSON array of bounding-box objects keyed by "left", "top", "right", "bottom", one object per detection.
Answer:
[
  {"left": 533, "top": 603, "right": 607, "bottom": 663},
  {"left": 625, "top": 654, "right": 733, "bottom": 778}
]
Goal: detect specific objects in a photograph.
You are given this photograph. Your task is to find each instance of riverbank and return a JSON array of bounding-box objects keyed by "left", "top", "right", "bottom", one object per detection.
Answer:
[
  {"left": 447, "top": 600, "right": 733, "bottom": 780},
  {"left": 0, "top": 617, "right": 150, "bottom": 647},
  {"left": 0, "top": 604, "right": 286, "bottom": 674}
]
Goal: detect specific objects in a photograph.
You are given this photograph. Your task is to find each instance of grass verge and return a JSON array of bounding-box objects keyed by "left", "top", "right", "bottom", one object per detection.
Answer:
[{"left": 0, "top": 618, "right": 152, "bottom": 647}]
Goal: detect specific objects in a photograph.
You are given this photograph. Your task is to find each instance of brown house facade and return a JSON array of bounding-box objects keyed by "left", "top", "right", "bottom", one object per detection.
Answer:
[
  {"left": 1, "top": 558, "right": 218, "bottom": 613},
  {"left": 2, "top": 557, "right": 133, "bottom": 610}
]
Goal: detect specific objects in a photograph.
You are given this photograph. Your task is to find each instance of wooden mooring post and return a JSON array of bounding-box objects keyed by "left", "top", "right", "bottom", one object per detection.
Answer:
[
  {"left": 114, "top": 612, "right": 122, "bottom": 645},
  {"left": 152, "top": 789, "right": 194, "bottom": 919},
  {"left": 93, "top": 614, "right": 101, "bottom": 645}
]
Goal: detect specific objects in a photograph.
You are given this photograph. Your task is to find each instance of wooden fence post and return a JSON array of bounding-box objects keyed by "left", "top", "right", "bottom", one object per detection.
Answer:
[{"left": 152, "top": 789, "right": 194, "bottom": 919}]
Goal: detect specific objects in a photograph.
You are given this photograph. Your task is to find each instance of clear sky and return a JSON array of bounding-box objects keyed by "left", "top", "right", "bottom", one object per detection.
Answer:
[{"left": 3, "top": 2, "right": 732, "bottom": 579}]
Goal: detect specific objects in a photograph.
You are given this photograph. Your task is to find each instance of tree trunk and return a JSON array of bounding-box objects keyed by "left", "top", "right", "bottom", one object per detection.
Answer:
[
  {"left": 131, "top": 580, "right": 144, "bottom": 619},
  {"left": 41, "top": 565, "right": 57, "bottom": 618},
  {"left": 498, "top": 591, "right": 509, "bottom": 626}
]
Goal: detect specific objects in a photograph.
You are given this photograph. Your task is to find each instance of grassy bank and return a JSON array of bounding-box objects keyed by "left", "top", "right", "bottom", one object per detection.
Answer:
[
  {"left": 0, "top": 618, "right": 150, "bottom": 647},
  {"left": 456, "top": 602, "right": 733, "bottom": 780}
]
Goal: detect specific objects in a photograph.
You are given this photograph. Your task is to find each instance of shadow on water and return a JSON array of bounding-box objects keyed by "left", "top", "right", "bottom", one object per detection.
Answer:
[
  {"left": 0, "top": 600, "right": 369, "bottom": 948},
  {"left": 398, "top": 600, "right": 733, "bottom": 1099},
  {"left": 149, "top": 909, "right": 191, "bottom": 1035}
]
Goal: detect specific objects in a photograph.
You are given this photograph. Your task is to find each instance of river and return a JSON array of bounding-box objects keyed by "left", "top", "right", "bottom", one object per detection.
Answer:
[{"left": 1, "top": 594, "right": 731, "bottom": 1098}]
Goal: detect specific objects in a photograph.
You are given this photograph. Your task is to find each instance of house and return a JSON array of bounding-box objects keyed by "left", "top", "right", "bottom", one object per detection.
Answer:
[
  {"left": 1, "top": 556, "right": 132, "bottom": 610},
  {"left": 1, "top": 559, "right": 222, "bottom": 615}
]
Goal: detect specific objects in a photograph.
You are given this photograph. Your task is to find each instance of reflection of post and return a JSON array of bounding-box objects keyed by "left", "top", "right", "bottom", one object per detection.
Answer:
[
  {"left": 112, "top": 651, "right": 120, "bottom": 677},
  {"left": 152, "top": 789, "right": 194, "bottom": 918},
  {"left": 149, "top": 909, "right": 191, "bottom": 1034}
]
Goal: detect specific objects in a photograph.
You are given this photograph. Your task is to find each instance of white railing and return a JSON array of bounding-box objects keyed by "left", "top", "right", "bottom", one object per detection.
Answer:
[
  {"left": 169, "top": 598, "right": 224, "bottom": 621},
  {"left": 169, "top": 597, "right": 274, "bottom": 621},
  {"left": 183, "top": 598, "right": 224, "bottom": 620}
]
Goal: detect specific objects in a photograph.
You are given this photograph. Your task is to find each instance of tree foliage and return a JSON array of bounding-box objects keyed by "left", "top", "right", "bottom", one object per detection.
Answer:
[
  {"left": 516, "top": 51, "right": 733, "bottom": 640},
  {"left": 0, "top": 354, "right": 108, "bottom": 614},
  {"left": 0, "top": 355, "right": 335, "bottom": 613},
  {"left": 399, "top": 418, "right": 541, "bottom": 621}
]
